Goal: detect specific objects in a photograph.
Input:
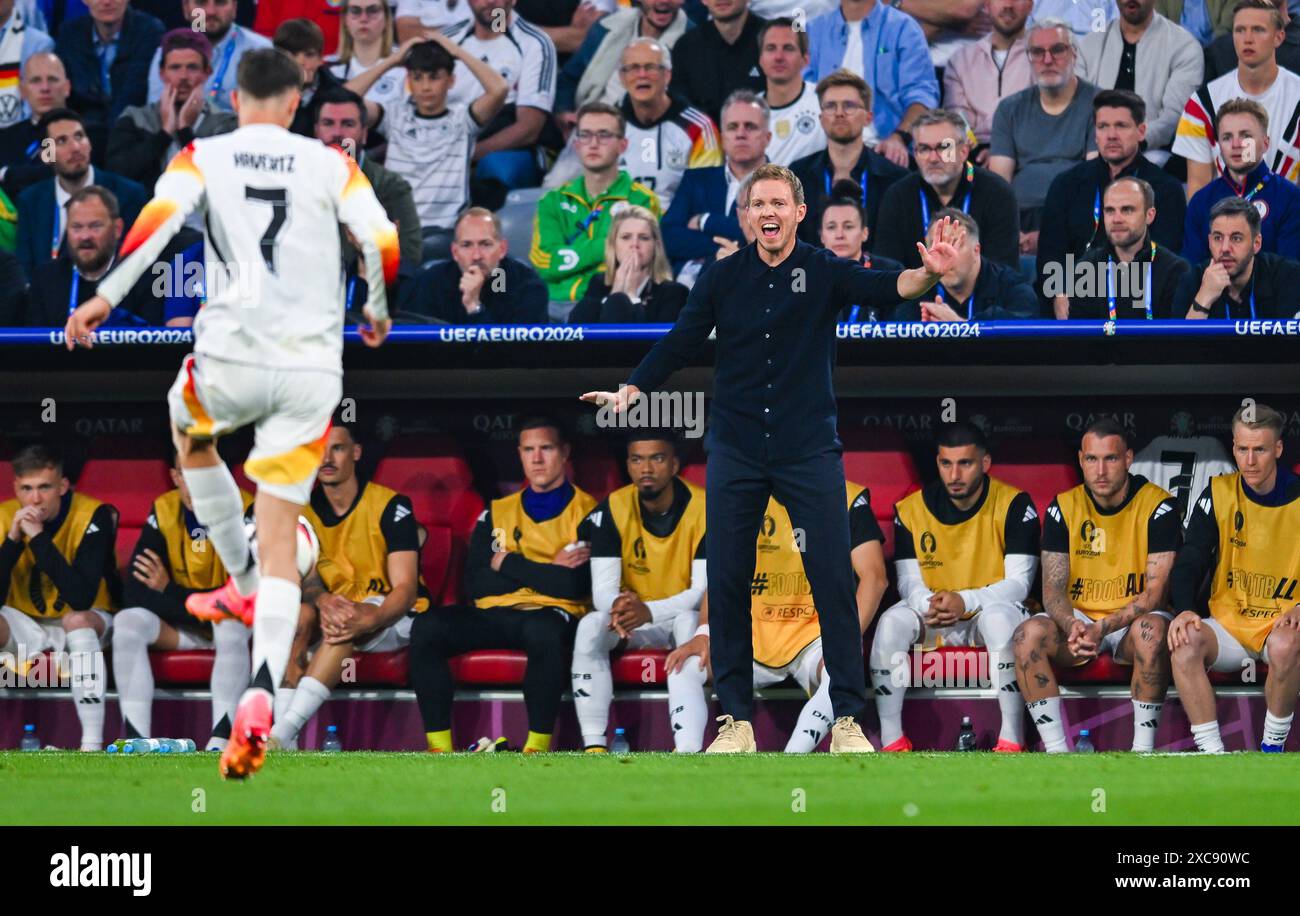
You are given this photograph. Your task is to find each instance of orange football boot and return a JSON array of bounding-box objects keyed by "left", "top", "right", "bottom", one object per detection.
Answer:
[
  {"left": 993, "top": 738, "right": 1025, "bottom": 753},
  {"left": 187, "top": 578, "right": 256, "bottom": 627},
  {"left": 881, "top": 735, "right": 913, "bottom": 752},
  {"left": 220, "top": 689, "right": 272, "bottom": 779}
]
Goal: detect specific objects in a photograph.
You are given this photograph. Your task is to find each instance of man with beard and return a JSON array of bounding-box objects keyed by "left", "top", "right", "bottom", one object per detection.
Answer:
[
  {"left": 23, "top": 185, "right": 160, "bottom": 324},
  {"left": 0, "top": 52, "right": 70, "bottom": 197},
  {"left": 14, "top": 108, "right": 144, "bottom": 274},
  {"left": 1174, "top": 195, "right": 1300, "bottom": 317},
  {"left": 944, "top": 0, "right": 1034, "bottom": 163},
  {"left": 108, "top": 30, "right": 238, "bottom": 192},
  {"left": 146, "top": 0, "right": 272, "bottom": 112},
  {"left": 873, "top": 108, "right": 1020, "bottom": 270}
]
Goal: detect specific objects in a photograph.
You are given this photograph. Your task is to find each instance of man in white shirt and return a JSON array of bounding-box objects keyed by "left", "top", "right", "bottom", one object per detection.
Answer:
[{"left": 758, "top": 16, "right": 825, "bottom": 166}]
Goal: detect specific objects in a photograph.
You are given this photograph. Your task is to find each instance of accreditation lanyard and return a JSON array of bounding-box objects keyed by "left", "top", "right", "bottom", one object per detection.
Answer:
[
  {"left": 209, "top": 37, "right": 236, "bottom": 99},
  {"left": 50, "top": 198, "right": 64, "bottom": 259},
  {"left": 919, "top": 162, "right": 974, "bottom": 234},
  {"left": 934, "top": 282, "right": 973, "bottom": 320},
  {"left": 1106, "top": 242, "right": 1156, "bottom": 321},
  {"left": 566, "top": 205, "right": 603, "bottom": 245},
  {"left": 345, "top": 275, "right": 357, "bottom": 312},
  {"left": 825, "top": 168, "right": 867, "bottom": 209},
  {"left": 68, "top": 269, "right": 80, "bottom": 315},
  {"left": 1239, "top": 176, "right": 1267, "bottom": 202}
]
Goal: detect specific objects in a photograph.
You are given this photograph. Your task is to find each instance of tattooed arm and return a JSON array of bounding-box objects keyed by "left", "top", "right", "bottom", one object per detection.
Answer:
[
  {"left": 1039, "top": 550, "right": 1076, "bottom": 635},
  {"left": 1101, "top": 550, "right": 1176, "bottom": 635}
]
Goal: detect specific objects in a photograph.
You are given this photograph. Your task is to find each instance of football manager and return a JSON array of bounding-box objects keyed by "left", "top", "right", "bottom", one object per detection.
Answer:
[{"left": 582, "top": 162, "right": 961, "bottom": 753}]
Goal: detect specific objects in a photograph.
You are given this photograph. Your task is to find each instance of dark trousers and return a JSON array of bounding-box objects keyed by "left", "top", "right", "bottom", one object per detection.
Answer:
[
  {"left": 706, "top": 445, "right": 866, "bottom": 722},
  {"left": 408, "top": 605, "right": 579, "bottom": 735}
]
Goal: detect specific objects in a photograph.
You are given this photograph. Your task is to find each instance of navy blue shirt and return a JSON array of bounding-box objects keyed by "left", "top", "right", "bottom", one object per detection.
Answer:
[
  {"left": 1182, "top": 163, "right": 1300, "bottom": 264},
  {"left": 627, "top": 241, "right": 904, "bottom": 461},
  {"left": 894, "top": 257, "right": 1038, "bottom": 320}
]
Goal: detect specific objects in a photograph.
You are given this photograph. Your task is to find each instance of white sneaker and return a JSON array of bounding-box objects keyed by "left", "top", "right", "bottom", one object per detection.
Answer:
[
  {"left": 830, "top": 717, "right": 875, "bottom": 753},
  {"left": 705, "top": 715, "right": 756, "bottom": 753}
]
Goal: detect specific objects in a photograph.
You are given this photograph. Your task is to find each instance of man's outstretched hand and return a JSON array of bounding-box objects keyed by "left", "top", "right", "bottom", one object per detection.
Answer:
[
  {"left": 64, "top": 295, "right": 113, "bottom": 350},
  {"left": 916, "top": 215, "right": 966, "bottom": 277},
  {"left": 579, "top": 384, "right": 641, "bottom": 413}
]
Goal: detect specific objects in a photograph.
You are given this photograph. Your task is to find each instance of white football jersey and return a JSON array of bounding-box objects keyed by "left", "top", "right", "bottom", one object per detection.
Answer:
[
  {"left": 1132, "top": 435, "right": 1235, "bottom": 527},
  {"left": 96, "top": 124, "right": 399, "bottom": 373},
  {"left": 764, "top": 82, "right": 827, "bottom": 167}
]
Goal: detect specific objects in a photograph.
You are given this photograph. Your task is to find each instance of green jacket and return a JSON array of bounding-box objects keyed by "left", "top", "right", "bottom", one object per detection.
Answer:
[
  {"left": 1155, "top": 0, "right": 1235, "bottom": 38},
  {"left": 0, "top": 187, "right": 15, "bottom": 254},
  {"left": 530, "top": 170, "right": 661, "bottom": 301}
]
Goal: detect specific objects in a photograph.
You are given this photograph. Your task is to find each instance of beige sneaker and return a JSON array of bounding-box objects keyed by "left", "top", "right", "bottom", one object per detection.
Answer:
[
  {"left": 705, "top": 715, "right": 757, "bottom": 753},
  {"left": 829, "top": 717, "right": 876, "bottom": 753}
]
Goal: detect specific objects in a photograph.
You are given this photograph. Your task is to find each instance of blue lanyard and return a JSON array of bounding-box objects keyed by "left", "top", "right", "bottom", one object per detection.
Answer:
[
  {"left": 1106, "top": 243, "right": 1156, "bottom": 320},
  {"left": 825, "top": 168, "right": 868, "bottom": 209},
  {"left": 68, "top": 269, "right": 80, "bottom": 315},
  {"left": 209, "top": 37, "right": 236, "bottom": 98},
  {"left": 566, "top": 205, "right": 603, "bottom": 245},
  {"left": 933, "top": 282, "right": 974, "bottom": 320},
  {"left": 345, "top": 275, "right": 357, "bottom": 311},
  {"left": 919, "top": 184, "right": 971, "bottom": 236},
  {"left": 50, "top": 198, "right": 62, "bottom": 259},
  {"left": 1092, "top": 187, "right": 1101, "bottom": 234}
]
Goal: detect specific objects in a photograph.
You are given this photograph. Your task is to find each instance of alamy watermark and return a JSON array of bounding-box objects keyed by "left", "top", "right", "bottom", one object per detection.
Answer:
[{"left": 595, "top": 389, "right": 705, "bottom": 440}]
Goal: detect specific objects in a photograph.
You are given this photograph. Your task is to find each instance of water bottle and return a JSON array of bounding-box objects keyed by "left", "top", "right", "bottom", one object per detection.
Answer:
[
  {"left": 955, "top": 716, "right": 977, "bottom": 751},
  {"left": 610, "top": 727, "right": 630, "bottom": 755},
  {"left": 1075, "top": 729, "right": 1095, "bottom": 753},
  {"left": 321, "top": 725, "right": 342, "bottom": 752},
  {"left": 156, "top": 738, "right": 197, "bottom": 753},
  {"left": 20, "top": 724, "right": 40, "bottom": 752},
  {"left": 106, "top": 738, "right": 129, "bottom": 753},
  {"left": 124, "top": 738, "right": 160, "bottom": 754}
]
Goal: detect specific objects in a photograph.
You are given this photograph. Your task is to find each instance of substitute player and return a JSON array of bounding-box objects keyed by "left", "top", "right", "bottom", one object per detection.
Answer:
[
  {"left": 871, "top": 422, "right": 1039, "bottom": 752},
  {"left": 572, "top": 431, "right": 706, "bottom": 752},
  {"left": 1169, "top": 403, "right": 1300, "bottom": 753},
  {"left": 1013, "top": 419, "right": 1181, "bottom": 753},
  {"left": 65, "top": 47, "right": 398, "bottom": 778},
  {"left": 665, "top": 481, "right": 887, "bottom": 752}
]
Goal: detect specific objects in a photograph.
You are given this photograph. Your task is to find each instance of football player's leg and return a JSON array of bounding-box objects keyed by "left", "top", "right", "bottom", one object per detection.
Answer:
[
  {"left": 976, "top": 602, "right": 1028, "bottom": 749},
  {"left": 270, "top": 601, "right": 319, "bottom": 749},
  {"left": 1262, "top": 624, "right": 1300, "bottom": 749},
  {"left": 409, "top": 605, "right": 510, "bottom": 752},
  {"left": 1114, "top": 613, "right": 1171, "bottom": 752},
  {"left": 209, "top": 619, "right": 250, "bottom": 750},
  {"left": 518, "top": 609, "right": 579, "bottom": 752},
  {"left": 1171, "top": 617, "right": 1228, "bottom": 753},
  {"left": 571, "top": 610, "right": 622, "bottom": 749},
  {"left": 1013, "top": 613, "right": 1076, "bottom": 752},
  {"left": 63, "top": 609, "right": 109, "bottom": 751},
  {"left": 785, "top": 643, "right": 833, "bottom": 753},
  {"left": 869, "top": 602, "right": 921, "bottom": 749},
  {"left": 665, "top": 610, "right": 707, "bottom": 752},
  {"left": 111, "top": 607, "right": 169, "bottom": 738}
]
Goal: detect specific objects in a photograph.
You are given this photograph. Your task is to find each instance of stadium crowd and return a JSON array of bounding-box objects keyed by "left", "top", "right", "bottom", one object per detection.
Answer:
[{"left": 1, "top": 0, "right": 1300, "bottom": 324}]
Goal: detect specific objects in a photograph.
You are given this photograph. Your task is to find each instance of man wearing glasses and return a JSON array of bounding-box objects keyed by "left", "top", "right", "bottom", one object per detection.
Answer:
[
  {"left": 988, "top": 18, "right": 1098, "bottom": 257},
  {"left": 145, "top": 0, "right": 270, "bottom": 112},
  {"left": 872, "top": 108, "right": 1020, "bottom": 270}
]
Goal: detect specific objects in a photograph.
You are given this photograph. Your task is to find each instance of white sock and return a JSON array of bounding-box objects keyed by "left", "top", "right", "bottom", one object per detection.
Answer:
[
  {"left": 211, "top": 619, "right": 250, "bottom": 734},
  {"left": 1191, "top": 720, "right": 1225, "bottom": 754},
  {"left": 273, "top": 676, "right": 331, "bottom": 746},
  {"left": 271, "top": 687, "right": 298, "bottom": 748},
  {"left": 785, "top": 674, "right": 833, "bottom": 753},
  {"left": 182, "top": 463, "right": 258, "bottom": 596},
  {"left": 1131, "top": 699, "right": 1163, "bottom": 752},
  {"left": 1027, "top": 697, "right": 1068, "bottom": 752},
  {"left": 251, "top": 576, "right": 300, "bottom": 695},
  {"left": 977, "top": 604, "right": 1024, "bottom": 746},
  {"left": 67, "top": 627, "right": 105, "bottom": 750},
  {"left": 1263, "top": 711, "right": 1293, "bottom": 747},
  {"left": 667, "top": 656, "right": 709, "bottom": 752},
  {"left": 571, "top": 612, "right": 618, "bottom": 748},
  {"left": 868, "top": 605, "right": 919, "bottom": 747},
  {"left": 110, "top": 607, "right": 161, "bottom": 738}
]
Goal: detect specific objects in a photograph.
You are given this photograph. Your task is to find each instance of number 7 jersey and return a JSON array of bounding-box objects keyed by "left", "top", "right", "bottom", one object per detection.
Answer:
[{"left": 97, "top": 124, "right": 400, "bottom": 373}]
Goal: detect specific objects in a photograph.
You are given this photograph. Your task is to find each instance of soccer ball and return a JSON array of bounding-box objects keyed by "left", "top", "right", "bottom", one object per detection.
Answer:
[{"left": 244, "top": 516, "right": 321, "bottom": 579}]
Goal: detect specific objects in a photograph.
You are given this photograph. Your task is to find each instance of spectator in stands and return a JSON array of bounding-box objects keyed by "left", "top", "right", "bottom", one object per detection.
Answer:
[
  {"left": 1168, "top": 402, "right": 1300, "bottom": 755},
  {"left": 1032, "top": 0, "right": 1115, "bottom": 34},
  {"left": 398, "top": 207, "right": 547, "bottom": 322},
  {"left": 273, "top": 18, "right": 344, "bottom": 136},
  {"left": 110, "top": 449, "right": 252, "bottom": 750},
  {"left": 1183, "top": 99, "right": 1300, "bottom": 263},
  {"left": 15, "top": 108, "right": 144, "bottom": 274},
  {"left": 25, "top": 185, "right": 160, "bottom": 324},
  {"left": 269, "top": 421, "right": 428, "bottom": 750},
  {"left": 0, "top": 248, "right": 25, "bottom": 319},
  {"left": 1175, "top": 196, "right": 1300, "bottom": 317},
  {"left": 900, "top": 0, "right": 988, "bottom": 68},
  {"left": 0, "top": 443, "right": 119, "bottom": 751},
  {"left": 326, "top": 0, "right": 406, "bottom": 124},
  {"left": 613, "top": 38, "right": 719, "bottom": 212},
  {"left": 253, "top": 0, "right": 343, "bottom": 56},
  {"left": 396, "top": 0, "right": 460, "bottom": 40},
  {"left": 556, "top": 0, "right": 690, "bottom": 125},
  {"left": 669, "top": 0, "right": 765, "bottom": 124},
  {"left": 989, "top": 18, "right": 1098, "bottom": 254},
  {"left": 313, "top": 87, "right": 421, "bottom": 276},
  {"left": 1076, "top": 0, "right": 1203, "bottom": 166},
  {"left": 821, "top": 185, "right": 902, "bottom": 321},
  {"left": 894, "top": 209, "right": 1038, "bottom": 320},
  {"left": 1203, "top": 0, "right": 1300, "bottom": 81},
  {"left": 108, "top": 30, "right": 238, "bottom": 192},
  {"left": 514, "top": 0, "right": 607, "bottom": 55},
  {"left": 0, "top": 0, "right": 54, "bottom": 132},
  {"left": 146, "top": 0, "right": 271, "bottom": 112},
  {"left": 1157, "top": 0, "right": 1236, "bottom": 44},
  {"left": 55, "top": 0, "right": 165, "bottom": 158},
  {"left": 662, "top": 89, "right": 764, "bottom": 277},
  {"left": 871, "top": 421, "right": 1039, "bottom": 753},
  {"left": 789, "top": 70, "right": 906, "bottom": 244},
  {"left": 1173, "top": 0, "right": 1300, "bottom": 198},
  {"left": 803, "top": 0, "right": 939, "bottom": 167},
  {"left": 442, "top": 0, "right": 558, "bottom": 194},
  {"left": 758, "top": 18, "right": 823, "bottom": 167},
  {"left": 0, "top": 52, "right": 70, "bottom": 197},
  {"left": 1036, "top": 90, "right": 1186, "bottom": 298},
  {"left": 873, "top": 108, "right": 1020, "bottom": 271},
  {"left": 350, "top": 34, "right": 507, "bottom": 253},
  {"left": 569, "top": 205, "right": 688, "bottom": 323},
  {"left": 1056, "top": 176, "right": 1192, "bottom": 319},
  {"left": 409, "top": 416, "right": 598, "bottom": 754},
  {"left": 943, "top": 0, "right": 1033, "bottom": 164},
  {"left": 532, "top": 101, "right": 660, "bottom": 304},
  {"left": 571, "top": 430, "right": 705, "bottom": 751}
]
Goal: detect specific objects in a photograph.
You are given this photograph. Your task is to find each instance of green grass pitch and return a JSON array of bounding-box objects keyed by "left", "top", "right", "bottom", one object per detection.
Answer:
[{"left": 4, "top": 751, "right": 1300, "bottom": 825}]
